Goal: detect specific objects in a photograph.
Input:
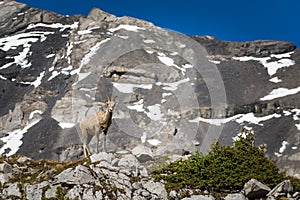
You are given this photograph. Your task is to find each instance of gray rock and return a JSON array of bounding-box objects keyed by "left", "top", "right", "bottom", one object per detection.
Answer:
[
  {"left": 96, "top": 160, "right": 113, "bottom": 169},
  {"left": 59, "top": 144, "right": 84, "bottom": 162},
  {"left": 293, "top": 191, "right": 299, "bottom": 198},
  {"left": 112, "top": 158, "right": 120, "bottom": 166},
  {"left": 243, "top": 178, "right": 271, "bottom": 199},
  {"left": 169, "top": 190, "right": 179, "bottom": 199},
  {"left": 132, "top": 144, "right": 154, "bottom": 163},
  {"left": 2, "top": 183, "right": 22, "bottom": 199},
  {"left": 83, "top": 186, "right": 97, "bottom": 200},
  {"left": 0, "top": 173, "right": 12, "bottom": 185},
  {"left": 25, "top": 181, "right": 49, "bottom": 200},
  {"left": 0, "top": 162, "right": 12, "bottom": 173},
  {"left": 132, "top": 194, "right": 146, "bottom": 200},
  {"left": 90, "top": 152, "right": 114, "bottom": 163},
  {"left": 224, "top": 193, "right": 247, "bottom": 200},
  {"left": 118, "top": 154, "right": 140, "bottom": 169},
  {"left": 132, "top": 182, "right": 142, "bottom": 190},
  {"left": 45, "top": 185, "right": 60, "bottom": 199},
  {"left": 17, "top": 156, "right": 32, "bottom": 163},
  {"left": 55, "top": 165, "right": 96, "bottom": 185},
  {"left": 143, "top": 180, "right": 168, "bottom": 199},
  {"left": 267, "top": 180, "right": 293, "bottom": 198},
  {"left": 182, "top": 195, "right": 215, "bottom": 200},
  {"left": 95, "top": 190, "right": 103, "bottom": 199},
  {"left": 139, "top": 167, "right": 148, "bottom": 177},
  {"left": 65, "top": 185, "right": 83, "bottom": 199}
]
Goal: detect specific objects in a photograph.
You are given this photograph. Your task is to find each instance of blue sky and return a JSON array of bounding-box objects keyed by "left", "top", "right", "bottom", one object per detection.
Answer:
[{"left": 17, "top": 0, "right": 299, "bottom": 47}]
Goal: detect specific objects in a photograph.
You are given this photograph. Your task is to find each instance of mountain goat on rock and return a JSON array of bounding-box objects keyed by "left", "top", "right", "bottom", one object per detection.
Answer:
[{"left": 80, "top": 96, "right": 116, "bottom": 158}]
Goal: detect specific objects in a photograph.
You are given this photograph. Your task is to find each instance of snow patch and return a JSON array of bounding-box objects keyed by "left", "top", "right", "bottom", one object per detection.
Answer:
[
  {"left": 29, "top": 110, "right": 43, "bottom": 119},
  {"left": 208, "top": 60, "right": 221, "bottom": 64},
  {"left": 295, "top": 124, "right": 300, "bottom": 131},
  {"left": 235, "top": 113, "right": 281, "bottom": 125},
  {"left": 269, "top": 77, "right": 282, "bottom": 83},
  {"left": 127, "top": 99, "right": 145, "bottom": 112},
  {"left": 283, "top": 111, "right": 292, "bottom": 116},
  {"left": 46, "top": 54, "right": 55, "bottom": 58},
  {"left": 143, "top": 39, "right": 155, "bottom": 44},
  {"left": 182, "top": 64, "right": 193, "bottom": 69},
  {"left": 78, "top": 30, "right": 92, "bottom": 35},
  {"left": 147, "top": 139, "right": 161, "bottom": 146},
  {"left": 109, "top": 24, "right": 145, "bottom": 33},
  {"left": 79, "top": 38, "right": 110, "bottom": 68},
  {"left": 27, "top": 22, "right": 78, "bottom": 31},
  {"left": 279, "top": 141, "right": 289, "bottom": 153},
  {"left": 157, "top": 54, "right": 187, "bottom": 74},
  {"left": 158, "top": 55, "right": 174, "bottom": 66},
  {"left": 71, "top": 38, "right": 111, "bottom": 79},
  {"left": 118, "top": 35, "right": 129, "bottom": 39},
  {"left": 271, "top": 52, "right": 294, "bottom": 59},
  {"left": 232, "top": 131, "right": 248, "bottom": 142},
  {"left": 260, "top": 86, "right": 300, "bottom": 101},
  {"left": 275, "top": 141, "right": 289, "bottom": 157},
  {"left": 292, "top": 109, "right": 300, "bottom": 130},
  {"left": 0, "top": 119, "right": 41, "bottom": 156},
  {"left": 127, "top": 100, "right": 164, "bottom": 121},
  {"left": 190, "top": 112, "right": 281, "bottom": 126},
  {"left": 158, "top": 78, "right": 190, "bottom": 91},
  {"left": 146, "top": 104, "right": 163, "bottom": 121},
  {"left": 162, "top": 93, "right": 172, "bottom": 98},
  {"left": 0, "top": 75, "right": 7, "bottom": 80},
  {"left": 58, "top": 122, "right": 76, "bottom": 129},
  {"left": 113, "top": 82, "right": 152, "bottom": 93},
  {"left": 189, "top": 114, "right": 242, "bottom": 126},
  {"left": 48, "top": 71, "right": 60, "bottom": 81},
  {"left": 233, "top": 52, "right": 295, "bottom": 76}
]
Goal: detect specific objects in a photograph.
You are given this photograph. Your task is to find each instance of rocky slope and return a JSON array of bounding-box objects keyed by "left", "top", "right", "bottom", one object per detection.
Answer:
[
  {"left": 0, "top": 153, "right": 297, "bottom": 199},
  {"left": 0, "top": 0, "right": 299, "bottom": 179}
]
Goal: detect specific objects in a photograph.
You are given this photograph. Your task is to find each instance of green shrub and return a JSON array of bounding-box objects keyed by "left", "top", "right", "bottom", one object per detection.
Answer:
[{"left": 151, "top": 129, "right": 288, "bottom": 192}]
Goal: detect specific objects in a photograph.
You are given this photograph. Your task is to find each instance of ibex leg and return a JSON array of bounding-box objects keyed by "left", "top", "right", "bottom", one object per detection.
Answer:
[{"left": 103, "top": 130, "right": 107, "bottom": 152}]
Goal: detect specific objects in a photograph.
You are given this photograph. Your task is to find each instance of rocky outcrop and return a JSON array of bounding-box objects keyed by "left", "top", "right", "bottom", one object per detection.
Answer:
[
  {"left": 192, "top": 36, "right": 296, "bottom": 58},
  {"left": 0, "top": 154, "right": 298, "bottom": 199},
  {"left": 0, "top": 153, "right": 168, "bottom": 199},
  {"left": 0, "top": 0, "right": 299, "bottom": 179}
]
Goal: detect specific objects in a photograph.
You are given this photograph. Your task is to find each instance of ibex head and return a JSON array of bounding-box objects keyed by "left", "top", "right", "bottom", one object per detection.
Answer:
[{"left": 106, "top": 96, "right": 116, "bottom": 112}]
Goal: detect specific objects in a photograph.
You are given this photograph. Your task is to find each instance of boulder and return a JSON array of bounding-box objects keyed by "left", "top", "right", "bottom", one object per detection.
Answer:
[
  {"left": 224, "top": 193, "right": 247, "bottom": 200},
  {"left": 55, "top": 165, "right": 96, "bottom": 185},
  {"left": 243, "top": 178, "right": 271, "bottom": 199},
  {"left": 2, "top": 183, "right": 22, "bottom": 199},
  {"left": 0, "top": 161, "right": 12, "bottom": 173},
  {"left": 25, "top": 181, "right": 49, "bottom": 200},
  {"left": 182, "top": 195, "right": 215, "bottom": 200},
  {"left": 142, "top": 180, "right": 168, "bottom": 199},
  {"left": 118, "top": 154, "right": 140, "bottom": 169},
  {"left": 0, "top": 173, "right": 12, "bottom": 185},
  {"left": 132, "top": 144, "right": 154, "bottom": 162},
  {"left": 267, "top": 180, "right": 293, "bottom": 198},
  {"left": 90, "top": 152, "right": 114, "bottom": 163}
]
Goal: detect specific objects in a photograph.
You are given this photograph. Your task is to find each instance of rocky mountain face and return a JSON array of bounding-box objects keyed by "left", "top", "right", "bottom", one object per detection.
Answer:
[{"left": 0, "top": 0, "right": 299, "bottom": 180}]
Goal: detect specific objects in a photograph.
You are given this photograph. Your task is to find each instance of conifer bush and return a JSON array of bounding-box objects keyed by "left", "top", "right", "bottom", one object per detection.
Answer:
[{"left": 151, "top": 129, "right": 293, "bottom": 192}]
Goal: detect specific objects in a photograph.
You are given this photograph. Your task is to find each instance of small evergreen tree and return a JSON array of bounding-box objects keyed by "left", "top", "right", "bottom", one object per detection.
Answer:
[{"left": 151, "top": 129, "right": 288, "bottom": 192}]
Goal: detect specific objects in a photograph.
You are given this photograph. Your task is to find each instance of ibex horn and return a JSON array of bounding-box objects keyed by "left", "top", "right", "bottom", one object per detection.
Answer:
[{"left": 106, "top": 95, "right": 111, "bottom": 102}]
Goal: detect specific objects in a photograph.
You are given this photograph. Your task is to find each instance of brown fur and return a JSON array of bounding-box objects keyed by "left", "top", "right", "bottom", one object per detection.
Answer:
[{"left": 80, "top": 98, "right": 115, "bottom": 157}]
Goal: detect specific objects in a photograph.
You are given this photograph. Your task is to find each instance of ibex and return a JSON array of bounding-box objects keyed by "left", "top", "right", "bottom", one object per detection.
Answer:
[{"left": 80, "top": 96, "right": 116, "bottom": 158}]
